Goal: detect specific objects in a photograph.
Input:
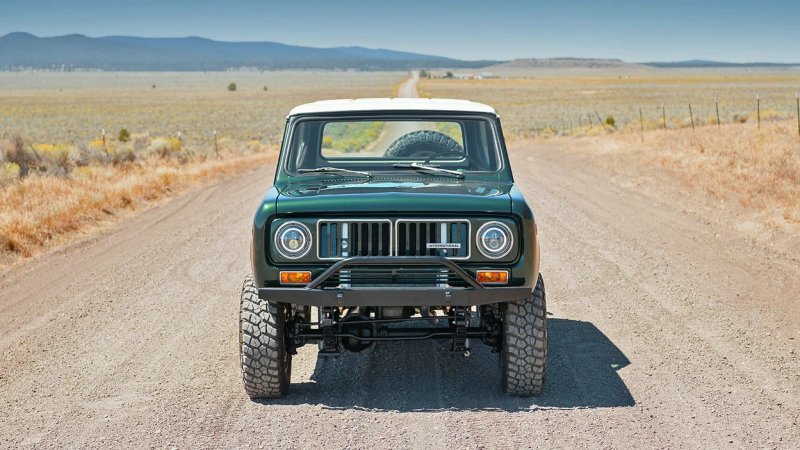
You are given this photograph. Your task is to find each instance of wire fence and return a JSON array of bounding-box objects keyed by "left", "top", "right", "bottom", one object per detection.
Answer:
[{"left": 524, "top": 94, "right": 800, "bottom": 138}]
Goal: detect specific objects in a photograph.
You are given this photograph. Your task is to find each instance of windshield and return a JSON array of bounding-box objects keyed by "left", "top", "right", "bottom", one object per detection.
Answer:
[{"left": 285, "top": 116, "right": 502, "bottom": 176}]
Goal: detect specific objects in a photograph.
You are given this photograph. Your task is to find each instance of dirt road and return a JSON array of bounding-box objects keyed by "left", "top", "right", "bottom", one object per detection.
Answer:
[
  {"left": 365, "top": 71, "right": 421, "bottom": 154},
  {"left": 2, "top": 78, "right": 799, "bottom": 449}
]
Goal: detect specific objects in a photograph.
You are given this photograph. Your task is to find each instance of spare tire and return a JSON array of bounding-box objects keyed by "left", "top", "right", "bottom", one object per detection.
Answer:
[{"left": 384, "top": 130, "right": 464, "bottom": 159}]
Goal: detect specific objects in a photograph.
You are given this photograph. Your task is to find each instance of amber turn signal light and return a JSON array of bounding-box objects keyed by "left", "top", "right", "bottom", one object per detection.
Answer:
[
  {"left": 476, "top": 270, "right": 508, "bottom": 284},
  {"left": 280, "top": 271, "right": 312, "bottom": 285}
]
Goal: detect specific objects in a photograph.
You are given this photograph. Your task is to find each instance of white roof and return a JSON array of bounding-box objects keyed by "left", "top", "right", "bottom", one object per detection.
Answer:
[{"left": 288, "top": 98, "right": 496, "bottom": 116}]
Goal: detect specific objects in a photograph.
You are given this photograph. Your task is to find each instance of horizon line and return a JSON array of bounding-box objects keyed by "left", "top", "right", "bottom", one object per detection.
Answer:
[{"left": 3, "top": 32, "right": 800, "bottom": 66}]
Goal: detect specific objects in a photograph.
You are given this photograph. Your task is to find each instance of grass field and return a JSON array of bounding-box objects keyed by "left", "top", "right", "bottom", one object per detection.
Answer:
[
  {"left": 419, "top": 70, "right": 800, "bottom": 137},
  {"left": 421, "top": 69, "right": 800, "bottom": 227},
  {"left": 0, "top": 71, "right": 404, "bottom": 147},
  {"left": 0, "top": 71, "right": 405, "bottom": 262}
]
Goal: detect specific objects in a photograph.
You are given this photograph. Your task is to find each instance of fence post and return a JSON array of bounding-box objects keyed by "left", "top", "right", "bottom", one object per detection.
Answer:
[
  {"left": 796, "top": 93, "right": 799, "bottom": 137},
  {"left": 715, "top": 97, "right": 721, "bottom": 127},
  {"left": 102, "top": 129, "right": 106, "bottom": 148},
  {"left": 689, "top": 104, "right": 695, "bottom": 129},
  {"left": 756, "top": 94, "right": 760, "bottom": 129},
  {"left": 587, "top": 113, "right": 593, "bottom": 130},
  {"left": 639, "top": 106, "right": 644, "bottom": 133},
  {"left": 214, "top": 130, "right": 219, "bottom": 157},
  {"left": 595, "top": 109, "right": 608, "bottom": 132},
  {"left": 662, "top": 105, "right": 667, "bottom": 130}
]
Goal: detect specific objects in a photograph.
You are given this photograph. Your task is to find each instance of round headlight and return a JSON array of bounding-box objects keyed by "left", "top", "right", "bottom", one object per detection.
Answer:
[
  {"left": 274, "top": 222, "right": 312, "bottom": 259},
  {"left": 477, "top": 221, "right": 513, "bottom": 259}
]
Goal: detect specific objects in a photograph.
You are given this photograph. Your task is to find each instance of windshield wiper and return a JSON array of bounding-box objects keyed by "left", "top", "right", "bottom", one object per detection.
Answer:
[
  {"left": 298, "top": 167, "right": 372, "bottom": 179},
  {"left": 392, "top": 162, "right": 464, "bottom": 179}
]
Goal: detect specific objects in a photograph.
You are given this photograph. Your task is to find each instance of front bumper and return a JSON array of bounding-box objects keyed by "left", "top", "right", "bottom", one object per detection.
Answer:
[{"left": 257, "top": 256, "right": 531, "bottom": 307}]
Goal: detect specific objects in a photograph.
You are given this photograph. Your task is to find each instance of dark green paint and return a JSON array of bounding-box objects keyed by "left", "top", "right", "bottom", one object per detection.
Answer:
[
  {"left": 277, "top": 179, "right": 512, "bottom": 215},
  {"left": 250, "top": 111, "right": 539, "bottom": 298}
]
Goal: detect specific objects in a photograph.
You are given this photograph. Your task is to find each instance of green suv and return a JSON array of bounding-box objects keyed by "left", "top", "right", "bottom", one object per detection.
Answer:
[{"left": 240, "top": 98, "right": 546, "bottom": 398}]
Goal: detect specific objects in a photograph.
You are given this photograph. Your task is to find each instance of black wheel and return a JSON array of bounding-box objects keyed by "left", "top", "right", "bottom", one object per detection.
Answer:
[
  {"left": 239, "top": 274, "right": 291, "bottom": 399},
  {"left": 383, "top": 130, "right": 464, "bottom": 159},
  {"left": 501, "top": 274, "right": 547, "bottom": 396}
]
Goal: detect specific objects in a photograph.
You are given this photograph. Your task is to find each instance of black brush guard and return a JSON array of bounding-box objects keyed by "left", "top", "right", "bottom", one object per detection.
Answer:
[{"left": 258, "top": 256, "right": 530, "bottom": 307}]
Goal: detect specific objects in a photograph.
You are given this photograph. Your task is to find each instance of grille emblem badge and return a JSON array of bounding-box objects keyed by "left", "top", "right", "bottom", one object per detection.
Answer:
[{"left": 426, "top": 243, "right": 461, "bottom": 249}]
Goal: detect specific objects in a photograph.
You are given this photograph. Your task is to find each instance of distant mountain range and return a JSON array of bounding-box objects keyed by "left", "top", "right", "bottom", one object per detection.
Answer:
[
  {"left": 0, "top": 32, "right": 497, "bottom": 71},
  {"left": 1, "top": 33, "right": 797, "bottom": 71}
]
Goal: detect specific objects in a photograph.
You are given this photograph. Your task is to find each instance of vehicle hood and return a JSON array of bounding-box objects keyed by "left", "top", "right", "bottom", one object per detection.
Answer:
[{"left": 276, "top": 178, "right": 512, "bottom": 214}]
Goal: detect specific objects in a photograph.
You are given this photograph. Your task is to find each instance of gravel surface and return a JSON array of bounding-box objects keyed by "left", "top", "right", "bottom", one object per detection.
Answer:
[{"left": 1, "top": 78, "right": 798, "bottom": 449}]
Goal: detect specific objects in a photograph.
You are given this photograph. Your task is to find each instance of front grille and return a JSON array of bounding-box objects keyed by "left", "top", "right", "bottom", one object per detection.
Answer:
[
  {"left": 396, "top": 220, "right": 470, "bottom": 259},
  {"left": 318, "top": 220, "right": 392, "bottom": 259},
  {"left": 321, "top": 265, "right": 470, "bottom": 288}
]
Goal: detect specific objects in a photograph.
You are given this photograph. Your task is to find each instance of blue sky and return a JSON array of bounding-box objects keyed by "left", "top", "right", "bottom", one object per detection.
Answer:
[{"left": 0, "top": 0, "right": 798, "bottom": 62}]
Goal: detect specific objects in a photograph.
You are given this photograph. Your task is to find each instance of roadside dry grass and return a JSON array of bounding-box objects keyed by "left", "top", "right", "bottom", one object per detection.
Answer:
[
  {"left": 0, "top": 71, "right": 404, "bottom": 265},
  {"left": 611, "top": 120, "right": 800, "bottom": 225},
  {"left": 0, "top": 151, "right": 275, "bottom": 264}
]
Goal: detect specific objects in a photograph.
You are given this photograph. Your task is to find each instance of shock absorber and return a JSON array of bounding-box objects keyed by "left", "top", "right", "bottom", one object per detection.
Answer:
[
  {"left": 319, "top": 306, "right": 340, "bottom": 355},
  {"left": 450, "top": 306, "right": 471, "bottom": 356}
]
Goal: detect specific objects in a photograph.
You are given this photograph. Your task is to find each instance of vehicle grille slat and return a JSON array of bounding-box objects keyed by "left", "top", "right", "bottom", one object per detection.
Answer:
[
  {"left": 395, "top": 220, "right": 470, "bottom": 259},
  {"left": 318, "top": 219, "right": 469, "bottom": 260},
  {"left": 318, "top": 220, "right": 391, "bottom": 259}
]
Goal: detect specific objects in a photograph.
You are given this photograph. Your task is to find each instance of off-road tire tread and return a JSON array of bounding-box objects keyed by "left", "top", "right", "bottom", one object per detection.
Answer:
[
  {"left": 240, "top": 274, "right": 290, "bottom": 398},
  {"left": 384, "top": 130, "right": 464, "bottom": 158},
  {"left": 502, "top": 274, "right": 547, "bottom": 396}
]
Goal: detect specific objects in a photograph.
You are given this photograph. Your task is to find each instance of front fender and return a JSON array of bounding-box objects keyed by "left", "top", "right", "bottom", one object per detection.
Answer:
[
  {"left": 510, "top": 185, "right": 539, "bottom": 284},
  {"left": 251, "top": 186, "right": 279, "bottom": 286}
]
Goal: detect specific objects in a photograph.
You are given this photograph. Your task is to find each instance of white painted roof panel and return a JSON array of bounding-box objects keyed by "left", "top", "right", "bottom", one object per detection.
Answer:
[{"left": 288, "top": 98, "right": 496, "bottom": 116}]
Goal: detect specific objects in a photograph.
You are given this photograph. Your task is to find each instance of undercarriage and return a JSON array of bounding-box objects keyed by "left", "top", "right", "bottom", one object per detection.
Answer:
[{"left": 286, "top": 304, "right": 504, "bottom": 356}]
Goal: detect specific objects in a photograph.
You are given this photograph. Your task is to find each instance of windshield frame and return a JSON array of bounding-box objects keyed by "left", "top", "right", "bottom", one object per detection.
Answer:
[{"left": 275, "top": 111, "right": 512, "bottom": 185}]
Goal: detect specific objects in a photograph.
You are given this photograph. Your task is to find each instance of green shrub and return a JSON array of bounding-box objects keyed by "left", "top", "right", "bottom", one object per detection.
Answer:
[
  {"left": 109, "top": 145, "right": 137, "bottom": 164},
  {"left": 605, "top": 115, "right": 616, "bottom": 128},
  {"left": 4, "top": 136, "right": 37, "bottom": 177},
  {"left": 148, "top": 137, "right": 191, "bottom": 163},
  {"left": 77, "top": 142, "right": 112, "bottom": 166},
  {"left": 228, "top": 82, "right": 237, "bottom": 92},
  {"left": 118, "top": 128, "right": 130, "bottom": 142},
  {"left": 0, "top": 162, "right": 21, "bottom": 185},
  {"left": 32, "top": 143, "right": 77, "bottom": 176}
]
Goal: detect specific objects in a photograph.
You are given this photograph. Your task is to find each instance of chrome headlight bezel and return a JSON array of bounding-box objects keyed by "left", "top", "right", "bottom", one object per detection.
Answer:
[
  {"left": 274, "top": 221, "right": 312, "bottom": 259},
  {"left": 476, "top": 221, "right": 513, "bottom": 259}
]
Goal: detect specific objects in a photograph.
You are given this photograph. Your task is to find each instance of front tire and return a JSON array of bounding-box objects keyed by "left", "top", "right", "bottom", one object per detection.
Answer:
[
  {"left": 501, "top": 274, "right": 548, "bottom": 396},
  {"left": 240, "top": 274, "right": 291, "bottom": 399}
]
